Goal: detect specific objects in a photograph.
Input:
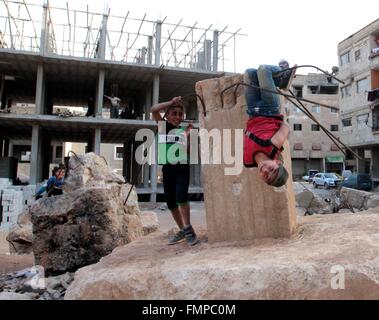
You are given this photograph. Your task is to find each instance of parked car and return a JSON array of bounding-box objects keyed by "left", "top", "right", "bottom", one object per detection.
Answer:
[
  {"left": 342, "top": 170, "right": 352, "bottom": 180},
  {"left": 342, "top": 174, "right": 373, "bottom": 191},
  {"left": 313, "top": 172, "right": 341, "bottom": 189},
  {"left": 331, "top": 173, "right": 344, "bottom": 182},
  {"left": 308, "top": 169, "right": 319, "bottom": 183}
]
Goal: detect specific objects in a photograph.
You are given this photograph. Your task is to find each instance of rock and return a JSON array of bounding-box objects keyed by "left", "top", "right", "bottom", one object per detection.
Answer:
[
  {"left": 295, "top": 189, "right": 331, "bottom": 214},
  {"left": 6, "top": 211, "right": 33, "bottom": 254},
  {"left": 31, "top": 152, "right": 144, "bottom": 276},
  {"left": 140, "top": 211, "right": 159, "bottom": 235},
  {"left": 65, "top": 208, "right": 379, "bottom": 299},
  {"left": 63, "top": 152, "right": 125, "bottom": 193},
  {"left": 340, "top": 187, "right": 379, "bottom": 211},
  {"left": 0, "top": 292, "right": 35, "bottom": 300}
]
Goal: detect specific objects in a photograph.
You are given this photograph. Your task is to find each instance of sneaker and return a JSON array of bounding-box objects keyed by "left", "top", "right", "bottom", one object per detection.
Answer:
[
  {"left": 276, "top": 64, "right": 297, "bottom": 90},
  {"left": 168, "top": 229, "right": 186, "bottom": 245},
  {"left": 183, "top": 225, "right": 199, "bottom": 246}
]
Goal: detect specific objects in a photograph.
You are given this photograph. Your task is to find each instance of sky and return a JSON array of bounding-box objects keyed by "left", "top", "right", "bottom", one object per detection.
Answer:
[{"left": 10, "top": 0, "right": 379, "bottom": 74}]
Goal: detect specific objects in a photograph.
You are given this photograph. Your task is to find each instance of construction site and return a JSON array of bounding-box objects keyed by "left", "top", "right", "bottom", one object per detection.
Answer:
[{"left": 1, "top": 0, "right": 379, "bottom": 303}]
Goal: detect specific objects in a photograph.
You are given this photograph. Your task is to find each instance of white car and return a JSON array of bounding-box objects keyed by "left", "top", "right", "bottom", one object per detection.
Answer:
[{"left": 313, "top": 173, "right": 341, "bottom": 189}]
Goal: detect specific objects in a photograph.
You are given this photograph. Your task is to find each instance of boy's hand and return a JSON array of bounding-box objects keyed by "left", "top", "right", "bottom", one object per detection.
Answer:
[
  {"left": 185, "top": 123, "right": 194, "bottom": 136},
  {"left": 171, "top": 96, "right": 182, "bottom": 106}
]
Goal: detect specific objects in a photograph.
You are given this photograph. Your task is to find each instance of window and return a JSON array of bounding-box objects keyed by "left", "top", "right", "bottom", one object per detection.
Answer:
[
  {"left": 354, "top": 49, "right": 361, "bottom": 61},
  {"left": 341, "top": 85, "right": 351, "bottom": 98},
  {"left": 293, "top": 143, "right": 303, "bottom": 150},
  {"left": 330, "top": 124, "right": 339, "bottom": 131},
  {"left": 330, "top": 107, "right": 338, "bottom": 113},
  {"left": 312, "top": 105, "right": 320, "bottom": 113},
  {"left": 357, "top": 113, "right": 369, "bottom": 128},
  {"left": 308, "top": 86, "right": 318, "bottom": 94},
  {"left": 357, "top": 78, "right": 368, "bottom": 94},
  {"left": 319, "top": 85, "right": 338, "bottom": 95},
  {"left": 311, "top": 124, "right": 320, "bottom": 131},
  {"left": 342, "top": 118, "right": 352, "bottom": 127},
  {"left": 114, "top": 146, "right": 124, "bottom": 160},
  {"left": 293, "top": 106, "right": 301, "bottom": 113},
  {"left": 293, "top": 124, "right": 302, "bottom": 131},
  {"left": 293, "top": 86, "right": 303, "bottom": 98},
  {"left": 312, "top": 143, "right": 321, "bottom": 151},
  {"left": 340, "top": 51, "right": 350, "bottom": 66}
]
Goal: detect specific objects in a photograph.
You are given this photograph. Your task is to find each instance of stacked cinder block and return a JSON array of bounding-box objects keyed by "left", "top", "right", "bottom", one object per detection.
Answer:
[
  {"left": 0, "top": 179, "right": 37, "bottom": 230},
  {"left": 1, "top": 189, "right": 23, "bottom": 230}
]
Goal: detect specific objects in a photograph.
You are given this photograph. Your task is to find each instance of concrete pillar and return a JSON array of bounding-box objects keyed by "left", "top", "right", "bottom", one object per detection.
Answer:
[
  {"left": 371, "top": 147, "right": 379, "bottom": 180},
  {"left": 1, "top": 138, "right": 9, "bottom": 157},
  {"left": 144, "top": 85, "right": 152, "bottom": 120},
  {"left": 196, "top": 75, "right": 297, "bottom": 243},
  {"left": 30, "top": 125, "right": 43, "bottom": 184},
  {"left": 95, "top": 70, "right": 105, "bottom": 117},
  {"left": 92, "top": 128, "right": 101, "bottom": 155},
  {"left": 35, "top": 64, "right": 45, "bottom": 115},
  {"left": 357, "top": 148, "right": 365, "bottom": 173},
  {"left": 98, "top": 15, "right": 108, "bottom": 60},
  {"left": 40, "top": 3, "right": 48, "bottom": 55},
  {"left": 204, "top": 39, "right": 212, "bottom": 71},
  {"left": 212, "top": 30, "right": 219, "bottom": 72},
  {"left": 150, "top": 74, "right": 160, "bottom": 202},
  {"left": 7, "top": 142, "right": 13, "bottom": 157},
  {"left": 147, "top": 36, "right": 153, "bottom": 65},
  {"left": 155, "top": 21, "right": 162, "bottom": 66},
  {"left": 123, "top": 141, "right": 132, "bottom": 182}
]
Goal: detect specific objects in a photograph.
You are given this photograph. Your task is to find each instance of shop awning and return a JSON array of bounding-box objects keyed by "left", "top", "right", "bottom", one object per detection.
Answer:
[{"left": 325, "top": 155, "right": 344, "bottom": 163}]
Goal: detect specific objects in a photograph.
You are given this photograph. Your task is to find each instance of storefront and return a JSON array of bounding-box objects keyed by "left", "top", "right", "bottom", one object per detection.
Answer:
[{"left": 325, "top": 155, "right": 344, "bottom": 174}]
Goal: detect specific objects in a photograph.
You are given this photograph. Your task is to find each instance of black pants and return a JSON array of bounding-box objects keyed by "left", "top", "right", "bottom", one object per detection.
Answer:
[{"left": 162, "top": 164, "right": 190, "bottom": 210}]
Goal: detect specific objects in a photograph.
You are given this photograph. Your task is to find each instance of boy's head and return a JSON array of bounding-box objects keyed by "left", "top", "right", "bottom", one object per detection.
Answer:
[
  {"left": 279, "top": 59, "right": 289, "bottom": 70},
  {"left": 166, "top": 104, "right": 184, "bottom": 127},
  {"left": 258, "top": 159, "right": 288, "bottom": 187}
]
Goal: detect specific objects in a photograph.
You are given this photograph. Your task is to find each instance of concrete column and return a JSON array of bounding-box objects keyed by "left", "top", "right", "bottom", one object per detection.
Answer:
[
  {"left": 212, "top": 30, "right": 219, "bottom": 72},
  {"left": 144, "top": 85, "right": 152, "bottom": 120},
  {"left": 95, "top": 70, "right": 105, "bottom": 117},
  {"left": 7, "top": 142, "right": 13, "bottom": 157},
  {"left": 123, "top": 141, "right": 132, "bottom": 182},
  {"left": 1, "top": 138, "right": 9, "bottom": 157},
  {"left": 150, "top": 75, "right": 160, "bottom": 202},
  {"left": 40, "top": 3, "right": 48, "bottom": 55},
  {"left": 30, "top": 125, "right": 43, "bottom": 184},
  {"left": 147, "top": 36, "right": 153, "bottom": 65},
  {"left": 357, "top": 148, "right": 365, "bottom": 173},
  {"left": 92, "top": 128, "right": 101, "bottom": 155},
  {"left": 98, "top": 15, "right": 108, "bottom": 60},
  {"left": 204, "top": 39, "right": 212, "bottom": 71},
  {"left": 35, "top": 64, "right": 45, "bottom": 115},
  {"left": 155, "top": 21, "right": 162, "bottom": 66}
]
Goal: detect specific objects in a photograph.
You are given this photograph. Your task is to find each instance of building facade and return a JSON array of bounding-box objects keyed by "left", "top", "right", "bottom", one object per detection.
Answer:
[
  {"left": 337, "top": 18, "right": 379, "bottom": 182},
  {"left": 284, "top": 73, "right": 344, "bottom": 180}
]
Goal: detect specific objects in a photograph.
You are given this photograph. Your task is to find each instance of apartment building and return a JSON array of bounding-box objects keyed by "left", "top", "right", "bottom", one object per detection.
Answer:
[
  {"left": 284, "top": 73, "right": 343, "bottom": 180},
  {"left": 337, "top": 18, "right": 379, "bottom": 182}
]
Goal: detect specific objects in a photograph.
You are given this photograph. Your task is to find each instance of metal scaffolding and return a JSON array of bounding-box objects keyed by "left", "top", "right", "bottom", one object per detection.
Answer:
[{"left": 0, "top": 0, "right": 246, "bottom": 72}]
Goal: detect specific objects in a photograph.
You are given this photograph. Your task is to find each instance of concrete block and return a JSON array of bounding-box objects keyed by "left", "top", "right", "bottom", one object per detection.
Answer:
[{"left": 195, "top": 75, "right": 297, "bottom": 243}]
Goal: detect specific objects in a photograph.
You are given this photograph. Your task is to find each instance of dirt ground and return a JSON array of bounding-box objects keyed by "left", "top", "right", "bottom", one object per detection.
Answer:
[{"left": 0, "top": 201, "right": 207, "bottom": 276}]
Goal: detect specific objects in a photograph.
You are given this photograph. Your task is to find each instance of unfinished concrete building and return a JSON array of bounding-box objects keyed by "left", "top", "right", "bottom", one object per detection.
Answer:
[
  {"left": 0, "top": 1, "right": 243, "bottom": 201},
  {"left": 283, "top": 73, "right": 343, "bottom": 179},
  {"left": 337, "top": 18, "right": 379, "bottom": 182}
]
